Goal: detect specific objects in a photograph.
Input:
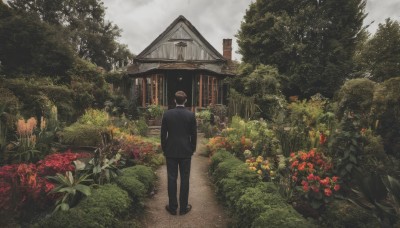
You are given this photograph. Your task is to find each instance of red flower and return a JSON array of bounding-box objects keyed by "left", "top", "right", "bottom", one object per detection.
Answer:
[
  {"left": 290, "top": 152, "right": 295, "bottom": 157},
  {"left": 303, "top": 184, "right": 310, "bottom": 192},
  {"left": 324, "top": 188, "right": 332, "bottom": 196},
  {"left": 332, "top": 176, "right": 339, "bottom": 182},
  {"left": 291, "top": 160, "right": 299, "bottom": 169},
  {"left": 334, "top": 184, "right": 340, "bottom": 191},
  {"left": 307, "top": 173, "right": 315, "bottom": 181},
  {"left": 319, "top": 177, "right": 330, "bottom": 187}
]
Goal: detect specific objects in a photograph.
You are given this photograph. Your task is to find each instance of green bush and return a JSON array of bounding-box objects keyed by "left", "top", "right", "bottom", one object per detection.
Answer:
[
  {"left": 234, "top": 186, "right": 286, "bottom": 226},
  {"left": 78, "top": 109, "right": 110, "bottom": 126},
  {"left": 120, "top": 165, "right": 156, "bottom": 192},
  {"left": 321, "top": 200, "right": 380, "bottom": 228},
  {"left": 209, "top": 149, "right": 235, "bottom": 173},
  {"left": 79, "top": 184, "right": 131, "bottom": 217},
  {"left": 211, "top": 158, "right": 244, "bottom": 181},
  {"left": 252, "top": 207, "right": 315, "bottom": 228},
  {"left": 336, "top": 78, "right": 376, "bottom": 122},
  {"left": 38, "top": 207, "right": 116, "bottom": 228},
  {"left": 62, "top": 123, "right": 104, "bottom": 146},
  {"left": 115, "top": 175, "right": 146, "bottom": 200}
]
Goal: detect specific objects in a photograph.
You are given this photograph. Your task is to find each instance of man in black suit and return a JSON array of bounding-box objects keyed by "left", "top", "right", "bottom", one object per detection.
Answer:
[{"left": 161, "top": 91, "right": 197, "bottom": 215}]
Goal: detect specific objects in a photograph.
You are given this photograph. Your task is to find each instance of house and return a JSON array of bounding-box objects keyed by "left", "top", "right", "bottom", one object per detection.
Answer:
[{"left": 125, "top": 15, "right": 236, "bottom": 111}]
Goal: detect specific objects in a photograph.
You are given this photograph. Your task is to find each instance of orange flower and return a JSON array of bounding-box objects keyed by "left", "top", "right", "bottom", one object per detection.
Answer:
[
  {"left": 298, "top": 162, "right": 306, "bottom": 171},
  {"left": 334, "top": 184, "right": 340, "bottom": 191}
]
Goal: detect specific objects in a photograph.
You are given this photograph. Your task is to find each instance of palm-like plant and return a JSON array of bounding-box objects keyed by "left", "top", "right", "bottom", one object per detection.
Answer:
[{"left": 47, "top": 171, "right": 93, "bottom": 212}]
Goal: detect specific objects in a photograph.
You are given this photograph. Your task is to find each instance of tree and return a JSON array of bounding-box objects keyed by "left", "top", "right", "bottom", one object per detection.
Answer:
[
  {"left": 359, "top": 18, "right": 400, "bottom": 82},
  {"left": 7, "top": 0, "right": 132, "bottom": 70},
  {"left": 237, "top": 0, "right": 367, "bottom": 98},
  {"left": 228, "top": 63, "right": 286, "bottom": 120},
  {"left": 0, "top": 4, "right": 75, "bottom": 76}
]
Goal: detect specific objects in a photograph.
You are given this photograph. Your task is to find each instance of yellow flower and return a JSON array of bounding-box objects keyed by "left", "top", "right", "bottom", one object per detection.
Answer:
[{"left": 257, "top": 170, "right": 262, "bottom": 175}]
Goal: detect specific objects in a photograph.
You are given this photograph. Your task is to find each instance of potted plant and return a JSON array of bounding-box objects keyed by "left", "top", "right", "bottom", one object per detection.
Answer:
[{"left": 147, "top": 104, "right": 164, "bottom": 126}]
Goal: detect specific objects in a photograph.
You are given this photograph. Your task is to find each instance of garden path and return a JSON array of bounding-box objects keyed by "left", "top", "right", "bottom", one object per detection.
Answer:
[{"left": 140, "top": 133, "right": 231, "bottom": 228}]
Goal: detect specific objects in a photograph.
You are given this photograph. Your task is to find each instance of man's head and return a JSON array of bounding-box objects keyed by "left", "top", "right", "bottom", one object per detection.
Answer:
[{"left": 174, "top": 91, "right": 187, "bottom": 105}]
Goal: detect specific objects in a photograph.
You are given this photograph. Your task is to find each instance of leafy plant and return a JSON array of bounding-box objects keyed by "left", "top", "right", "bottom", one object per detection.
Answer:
[
  {"left": 146, "top": 104, "right": 164, "bottom": 119},
  {"left": 88, "top": 131, "right": 123, "bottom": 185},
  {"left": 349, "top": 172, "right": 400, "bottom": 226},
  {"left": 47, "top": 171, "right": 92, "bottom": 212}
]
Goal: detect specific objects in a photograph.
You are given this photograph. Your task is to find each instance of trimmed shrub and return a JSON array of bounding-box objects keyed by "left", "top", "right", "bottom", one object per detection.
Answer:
[
  {"left": 120, "top": 165, "right": 156, "bottom": 192},
  {"left": 252, "top": 207, "right": 315, "bottom": 228},
  {"left": 212, "top": 158, "right": 243, "bottom": 181},
  {"left": 38, "top": 207, "right": 116, "bottom": 228},
  {"left": 209, "top": 149, "right": 235, "bottom": 173},
  {"left": 235, "top": 186, "right": 287, "bottom": 226},
  {"left": 62, "top": 123, "right": 104, "bottom": 146},
  {"left": 115, "top": 175, "right": 146, "bottom": 200},
  {"left": 79, "top": 184, "right": 131, "bottom": 217}
]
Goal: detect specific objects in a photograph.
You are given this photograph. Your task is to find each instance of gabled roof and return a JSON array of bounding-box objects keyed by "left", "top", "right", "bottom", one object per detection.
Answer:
[{"left": 135, "top": 15, "right": 226, "bottom": 62}]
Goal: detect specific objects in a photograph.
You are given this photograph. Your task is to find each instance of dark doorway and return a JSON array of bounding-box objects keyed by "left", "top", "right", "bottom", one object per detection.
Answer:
[{"left": 166, "top": 71, "right": 193, "bottom": 109}]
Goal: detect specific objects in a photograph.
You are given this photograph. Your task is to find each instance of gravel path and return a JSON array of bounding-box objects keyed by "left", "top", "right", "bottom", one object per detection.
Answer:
[{"left": 140, "top": 134, "right": 231, "bottom": 228}]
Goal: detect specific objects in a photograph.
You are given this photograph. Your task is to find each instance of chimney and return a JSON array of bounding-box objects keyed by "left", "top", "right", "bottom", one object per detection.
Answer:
[{"left": 223, "top": 39, "right": 232, "bottom": 60}]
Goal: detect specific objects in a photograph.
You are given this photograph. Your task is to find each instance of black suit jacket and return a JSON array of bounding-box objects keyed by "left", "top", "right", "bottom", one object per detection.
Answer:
[{"left": 161, "top": 106, "right": 197, "bottom": 158}]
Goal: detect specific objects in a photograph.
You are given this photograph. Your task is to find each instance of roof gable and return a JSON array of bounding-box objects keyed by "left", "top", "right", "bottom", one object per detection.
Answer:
[{"left": 136, "top": 15, "right": 226, "bottom": 62}]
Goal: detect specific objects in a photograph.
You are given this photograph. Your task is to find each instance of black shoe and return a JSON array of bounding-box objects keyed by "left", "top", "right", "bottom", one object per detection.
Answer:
[
  {"left": 179, "top": 204, "right": 192, "bottom": 215},
  {"left": 165, "top": 205, "right": 177, "bottom": 215}
]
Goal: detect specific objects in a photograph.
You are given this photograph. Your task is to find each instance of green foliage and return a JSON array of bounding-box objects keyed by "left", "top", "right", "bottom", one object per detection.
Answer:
[
  {"left": 373, "top": 77, "right": 400, "bottom": 157},
  {"left": 38, "top": 207, "right": 116, "bottom": 228},
  {"left": 321, "top": 200, "right": 380, "bottom": 228},
  {"left": 79, "top": 184, "right": 131, "bottom": 217},
  {"left": 329, "top": 114, "right": 364, "bottom": 182},
  {"left": 227, "top": 89, "right": 259, "bottom": 120},
  {"left": 115, "top": 176, "right": 146, "bottom": 202},
  {"left": 252, "top": 207, "right": 315, "bottom": 228},
  {"left": 275, "top": 95, "right": 335, "bottom": 156},
  {"left": 78, "top": 109, "right": 110, "bottom": 126},
  {"left": 359, "top": 18, "right": 400, "bottom": 82},
  {"left": 336, "top": 78, "right": 376, "bottom": 124},
  {"left": 120, "top": 165, "right": 156, "bottom": 192},
  {"left": 212, "top": 158, "right": 243, "bottom": 181},
  {"left": 47, "top": 171, "right": 92, "bottom": 212},
  {"left": 209, "top": 149, "right": 236, "bottom": 173},
  {"left": 0, "top": 9, "right": 75, "bottom": 76},
  {"left": 131, "top": 118, "right": 148, "bottom": 136},
  {"left": 62, "top": 123, "right": 104, "bottom": 146},
  {"left": 146, "top": 104, "right": 164, "bottom": 119},
  {"left": 7, "top": 0, "right": 133, "bottom": 71},
  {"left": 237, "top": 0, "right": 366, "bottom": 98}
]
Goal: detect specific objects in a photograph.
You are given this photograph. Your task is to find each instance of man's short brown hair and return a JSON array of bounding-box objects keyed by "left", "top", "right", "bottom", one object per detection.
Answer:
[{"left": 175, "top": 91, "right": 187, "bottom": 105}]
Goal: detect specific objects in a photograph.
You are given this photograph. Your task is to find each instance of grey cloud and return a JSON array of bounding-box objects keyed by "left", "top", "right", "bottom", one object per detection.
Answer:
[{"left": 104, "top": 0, "right": 399, "bottom": 61}]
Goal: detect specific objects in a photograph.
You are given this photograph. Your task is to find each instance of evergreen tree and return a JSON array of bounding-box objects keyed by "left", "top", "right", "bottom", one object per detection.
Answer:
[
  {"left": 359, "top": 18, "right": 400, "bottom": 82},
  {"left": 237, "top": 0, "right": 367, "bottom": 98}
]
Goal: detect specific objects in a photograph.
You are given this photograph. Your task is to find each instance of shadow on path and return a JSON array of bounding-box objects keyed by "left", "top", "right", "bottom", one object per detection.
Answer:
[{"left": 140, "top": 134, "right": 231, "bottom": 228}]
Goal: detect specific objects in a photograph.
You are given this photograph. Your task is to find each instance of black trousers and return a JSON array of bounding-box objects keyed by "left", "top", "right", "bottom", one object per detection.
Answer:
[{"left": 166, "top": 157, "right": 191, "bottom": 211}]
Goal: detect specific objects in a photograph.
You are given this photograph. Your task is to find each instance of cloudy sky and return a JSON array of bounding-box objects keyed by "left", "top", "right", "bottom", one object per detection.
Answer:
[{"left": 102, "top": 0, "right": 400, "bottom": 61}]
